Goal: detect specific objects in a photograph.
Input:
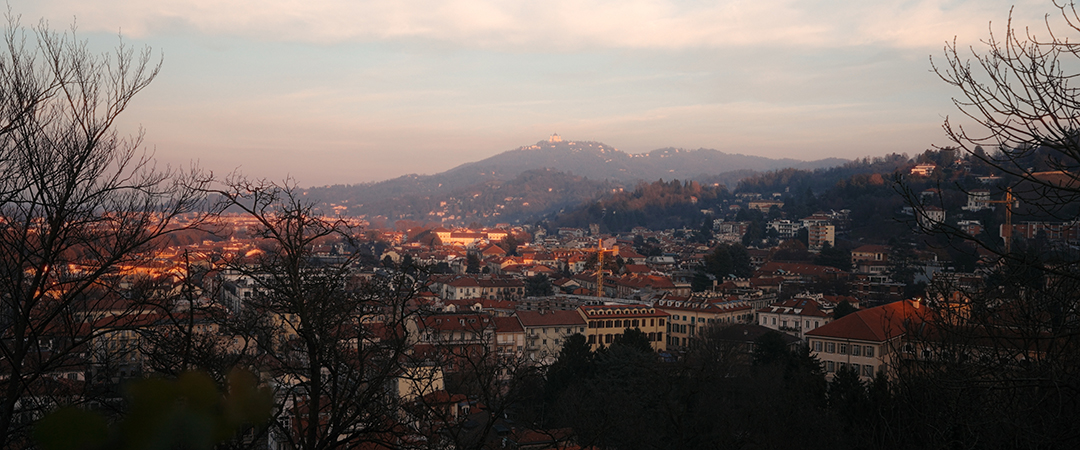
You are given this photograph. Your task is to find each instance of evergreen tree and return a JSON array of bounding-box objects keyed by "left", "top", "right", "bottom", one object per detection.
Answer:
[
  {"left": 814, "top": 242, "right": 852, "bottom": 271},
  {"left": 525, "top": 274, "right": 554, "bottom": 297}
]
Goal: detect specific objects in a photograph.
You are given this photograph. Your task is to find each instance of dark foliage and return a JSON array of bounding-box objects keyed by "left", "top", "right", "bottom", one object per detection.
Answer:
[{"left": 552, "top": 179, "right": 730, "bottom": 232}]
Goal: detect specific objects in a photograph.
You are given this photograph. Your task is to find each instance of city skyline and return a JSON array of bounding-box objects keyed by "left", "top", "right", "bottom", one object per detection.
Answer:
[{"left": 10, "top": 0, "right": 1053, "bottom": 185}]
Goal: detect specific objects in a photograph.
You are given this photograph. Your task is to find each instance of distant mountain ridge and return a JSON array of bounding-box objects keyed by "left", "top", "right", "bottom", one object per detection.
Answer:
[
  {"left": 444, "top": 137, "right": 845, "bottom": 182},
  {"left": 303, "top": 137, "right": 847, "bottom": 224}
]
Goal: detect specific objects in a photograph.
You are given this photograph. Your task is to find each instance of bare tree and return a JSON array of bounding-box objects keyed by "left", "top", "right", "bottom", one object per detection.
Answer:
[
  {"left": 890, "top": 3, "right": 1080, "bottom": 447},
  {"left": 932, "top": 2, "right": 1080, "bottom": 234},
  {"left": 403, "top": 312, "right": 544, "bottom": 450},
  {"left": 0, "top": 16, "right": 210, "bottom": 447},
  {"left": 210, "top": 177, "right": 422, "bottom": 450}
]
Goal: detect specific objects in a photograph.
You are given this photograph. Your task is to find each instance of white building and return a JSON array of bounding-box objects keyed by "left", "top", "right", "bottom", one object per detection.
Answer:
[{"left": 962, "top": 190, "right": 992, "bottom": 211}]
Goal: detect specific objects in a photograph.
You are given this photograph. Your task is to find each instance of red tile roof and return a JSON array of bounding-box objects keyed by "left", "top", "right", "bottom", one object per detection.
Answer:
[
  {"left": 806, "top": 299, "right": 928, "bottom": 342},
  {"left": 757, "top": 297, "right": 831, "bottom": 318},
  {"left": 515, "top": 310, "right": 586, "bottom": 327},
  {"left": 493, "top": 316, "right": 524, "bottom": 333}
]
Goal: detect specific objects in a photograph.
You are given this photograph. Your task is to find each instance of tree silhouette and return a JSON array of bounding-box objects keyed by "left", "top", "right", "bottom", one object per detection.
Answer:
[
  {"left": 209, "top": 178, "right": 417, "bottom": 450},
  {"left": 890, "top": 3, "right": 1080, "bottom": 447},
  {"left": 0, "top": 18, "right": 210, "bottom": 447}
]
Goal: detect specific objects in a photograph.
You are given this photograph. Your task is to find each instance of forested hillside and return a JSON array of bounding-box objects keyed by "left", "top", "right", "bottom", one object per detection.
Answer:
[{"left": 551, "top": 179, "right": 728, "bottom": 232}]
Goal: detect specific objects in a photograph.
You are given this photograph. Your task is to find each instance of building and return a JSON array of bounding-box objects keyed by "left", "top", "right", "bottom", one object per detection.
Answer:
[
  {"left": 432, "top": 227, "right": 509, "bottom": 247},
  {"left": 492, "top": 316, "right": 526, "bottom": 359},
  {"left": 910, "top": 164, "right": 936, "bottom": 176},
  {"left": 807, "top": 224, "right": 835, "bottom": 251},
  {"left": 579, "top": 304, "right": 668, "bottom": 352},
  {"left": 962, "top": 190, "right": 992, "bottom": 211},
  {"left": 429, "top": 275, "right": 525, "bottom": 300},
  {"left": 767, "top": 219, "right": 801, "bottom": 239},
  {"left": 747, "top": 200, "right": 784, "bottom": 212},
  {"left": 851, "top": 244, "right": 890, "bottom": 274},
  {"left": 917, "top": 206, "right": 945, "bottom": 228},
  {"left": 957, "top": 220, "right": 982, "bottom": 237},
  {"left": 850, "top": 274, "right": 906, "bottom": 305},
  {"left": 707, "top": 324, "right": 802, "bottom": 364},
  {"left": 414, "top": 313, "right": 497, "bottom": 373},
  {"left": 656, "top": 298, "right": 753, "bottom": 349},
  {"left": 806, "top": 299, "right": 928, "bottom": 382},
  {"left": 755, "top": 296, "right": 834, "bottom": 341},
  {"left": 515, "top": 310, "right": 588, "bottom": 364},
  {"left": 1005, "top": 221, "right": 1080, "bottom": 244}
]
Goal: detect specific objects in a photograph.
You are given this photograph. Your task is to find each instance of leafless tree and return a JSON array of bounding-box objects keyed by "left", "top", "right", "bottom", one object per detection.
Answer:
[
  {"left": 891, "top": 3, "right": 1080, "bottom": 447},
  {"left": 209, "top": 177, "right": 424, "bottom": 450},
  {"left": 402, "top": 312, "right": 543, "bottom": 449},
  {"left": 932, "top": 2, "right": 1080, "bottom": 234},
  {"left": 0, "top": 16, "right": 210, "bottom": 448}
]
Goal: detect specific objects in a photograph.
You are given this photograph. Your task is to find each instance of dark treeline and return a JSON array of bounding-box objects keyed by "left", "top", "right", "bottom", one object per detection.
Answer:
[
  {"left": 551, "top": 179, "right": 729, "bottom": 232},
  {"left": 515, "top": 324, "right": 1078, "bottom": 450},
  {"left": 735, "top": 153, "right": 912, "bottom": 195}
]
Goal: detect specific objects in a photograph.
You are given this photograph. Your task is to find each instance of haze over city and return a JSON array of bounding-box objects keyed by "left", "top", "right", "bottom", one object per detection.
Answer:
[
  {"left": 5, "top": 1, "right": 1080, "bottom": 448},
  {"left": 9, "top": 0, "right": 1053, "bottom": 185}
]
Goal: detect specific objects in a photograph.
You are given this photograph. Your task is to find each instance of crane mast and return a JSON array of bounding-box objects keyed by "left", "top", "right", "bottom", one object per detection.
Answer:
[
  {"left": 987, "top": 188, "right": 1014, "bottom": 252},
  {"left": 596, "top": 238, "right": 605, "bottom": 297}
]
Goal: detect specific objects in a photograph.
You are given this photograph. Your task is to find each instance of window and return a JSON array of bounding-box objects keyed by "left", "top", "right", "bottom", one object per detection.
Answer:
[
  {"left": 814, "top": 341, "right": 823, "bottom": 352},
  {"left": 632, "top": 319, "right": 639, "bottom": 327},
  {"left": 839, "top": 344, "right": 848, "bottom": 354},
  {"left": 614, "top": 319, "right": 622, "bottom": 327},
  {"left": 863, "top": 365, "right": 873, "bottom": 377},
  {"left": 851, "top": 363, "right": 860, "bottom": 373},
  {"left": 827, "top": 342, "right": 835, "bottom": 353},
  {"left": 865, "top": 346, "right": 874, "bottom": 357},
  {"left": 827, "top": 361, "right": 835, "bottom": 372},
  {"left": 852, "top": 345, "right": 861, "bottom": 357},
  {"left": 771, "top": 318, "right": 776, "bottom": 325},
  {"left": 588, "top": 335, "right": 596, "bottom": 344},
  {"left": 659, "top": 319, "right": 664, "bottom": 326},
  {"left": 805, "top": 320, "right": 810, "bottom": 328},
  {"left": 605, "top": 334, "right": 613, "bottom": 344},
  {"left": 657, "top": 332, "right": 662, "bottom": 342}
]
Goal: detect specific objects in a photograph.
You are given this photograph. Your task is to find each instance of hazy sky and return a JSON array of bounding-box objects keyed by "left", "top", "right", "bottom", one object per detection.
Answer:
[{"left": 9, "top": 0, "right": 1056, "bottom": 185}]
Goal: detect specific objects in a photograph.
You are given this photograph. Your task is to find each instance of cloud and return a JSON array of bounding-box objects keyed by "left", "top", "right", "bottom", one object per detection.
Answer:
[{"left": 17, "top": 0, "right": 1051, "bottom": 50}]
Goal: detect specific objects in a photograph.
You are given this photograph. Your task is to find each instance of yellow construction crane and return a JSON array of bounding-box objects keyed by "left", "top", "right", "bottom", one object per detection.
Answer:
[
  {"left": 594, "top": 237, "right": 617, "bottom": 297},
  {"left": 987, "top": 188, "right": 1015, "bottom": 252}
]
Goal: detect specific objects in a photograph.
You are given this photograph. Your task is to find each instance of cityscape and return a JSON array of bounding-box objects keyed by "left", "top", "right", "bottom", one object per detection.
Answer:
[{"left": 3, "top": 1, "right": 1080, "bottom": 450}]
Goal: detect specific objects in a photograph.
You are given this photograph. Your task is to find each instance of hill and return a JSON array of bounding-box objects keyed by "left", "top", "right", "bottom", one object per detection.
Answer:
[{"left": 302, "top": 137, "right": 847, "bottom": 225}]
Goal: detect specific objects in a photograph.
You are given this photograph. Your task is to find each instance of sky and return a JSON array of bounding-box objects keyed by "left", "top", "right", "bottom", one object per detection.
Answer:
[{"left": 7, "top": 0, "right": 1058, "bottom": 186}]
